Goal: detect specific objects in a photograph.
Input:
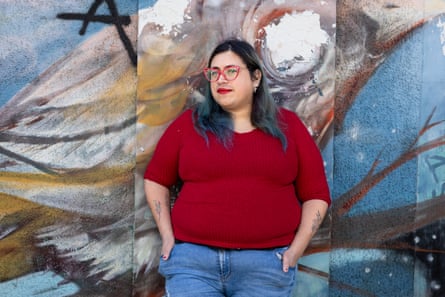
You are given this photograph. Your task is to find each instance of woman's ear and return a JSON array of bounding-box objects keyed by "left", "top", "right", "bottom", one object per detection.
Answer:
[{"left": 252, "top": 69, "right": 262, "bottom": 83}]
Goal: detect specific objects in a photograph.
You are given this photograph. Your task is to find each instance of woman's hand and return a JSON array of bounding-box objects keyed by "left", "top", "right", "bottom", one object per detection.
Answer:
[
  {"left": 161, "top": 235, "right": 175, "bottom": 260},
  {"left": 281, "top": 247, "right": 303, "bottom": 272}
]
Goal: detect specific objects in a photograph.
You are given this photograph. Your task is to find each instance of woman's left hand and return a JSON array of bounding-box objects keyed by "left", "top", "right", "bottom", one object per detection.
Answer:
[{"left": 281, "top": 248, "right": 302, "bottom": 272}]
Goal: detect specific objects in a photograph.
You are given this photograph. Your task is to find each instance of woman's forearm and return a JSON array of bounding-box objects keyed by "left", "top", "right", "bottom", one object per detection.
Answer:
[
  {"left": 282, "top": 199, "right": 329, "bottom": 271},
  {"left": 292, "top": 199, "right": 329, "bottom": 249},
  {"left": 144, "top": 179, "right": 174, "bottom": 243}
]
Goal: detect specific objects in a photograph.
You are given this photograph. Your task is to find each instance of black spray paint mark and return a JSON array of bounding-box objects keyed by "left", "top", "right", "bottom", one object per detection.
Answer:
[{"left": 57, "top": 0, "right": 137, "bottom": 66}]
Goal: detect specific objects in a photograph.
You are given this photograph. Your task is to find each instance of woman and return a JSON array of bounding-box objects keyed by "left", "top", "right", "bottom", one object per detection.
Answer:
[{"left": 144, "top": 38, "right": 331, "bottom": 297}]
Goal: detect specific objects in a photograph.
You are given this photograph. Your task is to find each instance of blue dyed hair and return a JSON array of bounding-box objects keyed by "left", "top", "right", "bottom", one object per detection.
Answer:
[{"left": 193, "top": 38, "right": 287, "bottom": 150}]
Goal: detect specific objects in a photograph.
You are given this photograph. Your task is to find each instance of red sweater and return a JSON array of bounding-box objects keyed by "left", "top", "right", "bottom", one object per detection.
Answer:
[{"left": 144, "top": 108, "right": 330, "bottom": 249}]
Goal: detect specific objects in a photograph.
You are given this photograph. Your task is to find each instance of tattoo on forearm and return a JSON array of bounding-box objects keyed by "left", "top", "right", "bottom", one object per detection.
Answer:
[
  {"left": 311, "top": 210, "right": 322, "bottom": 234},
  {"left": 154, "top": 200, "right": 161, "bottom": 220}
]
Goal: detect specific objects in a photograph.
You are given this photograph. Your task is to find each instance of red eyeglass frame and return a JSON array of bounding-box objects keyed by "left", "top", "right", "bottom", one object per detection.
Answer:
[{"left": 203, "top": 65, "right": 241, "bottom": 82}]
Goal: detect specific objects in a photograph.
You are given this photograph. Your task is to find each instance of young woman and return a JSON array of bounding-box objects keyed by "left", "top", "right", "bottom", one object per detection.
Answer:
[{"left": 144, "top": 38, "right": 331, "bottom": 297}]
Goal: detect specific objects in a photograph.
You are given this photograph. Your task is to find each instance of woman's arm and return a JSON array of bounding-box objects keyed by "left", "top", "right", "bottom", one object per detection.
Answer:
[
  {"left": 144, "top": 179, "right": 175, "bottom": 260},
  {"left": 282, "top": 199, "right": 329, "bottom": 272}
]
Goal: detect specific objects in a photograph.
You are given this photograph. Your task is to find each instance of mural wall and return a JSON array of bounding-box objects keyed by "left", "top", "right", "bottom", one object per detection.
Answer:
[{"left": 0, "top": 0, "right": 444, "bottom": 296}]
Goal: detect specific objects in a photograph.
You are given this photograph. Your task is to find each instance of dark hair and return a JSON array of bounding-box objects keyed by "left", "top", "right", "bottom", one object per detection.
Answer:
[{"left": 193, "top": 38, "right": 287, "bottom": 149}]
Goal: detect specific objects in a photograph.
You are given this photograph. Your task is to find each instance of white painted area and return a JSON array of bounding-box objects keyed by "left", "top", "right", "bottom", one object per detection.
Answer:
[
  {"left": 138, "top": 0, "right": 190, "bottom": 35},
  {"left": 264, "top": 11, "right": 329, "bottom": 74},
  {"left": 437, "top": 17, "right": 445, "bottom": 56},
  {"left": 204, "top": 0, "right": 225, "bottom": 7}
]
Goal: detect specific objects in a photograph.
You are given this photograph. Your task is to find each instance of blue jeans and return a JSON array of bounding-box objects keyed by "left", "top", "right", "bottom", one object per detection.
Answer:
[{"left": 158, "top": 242, "right": 296, "bottom": 297}]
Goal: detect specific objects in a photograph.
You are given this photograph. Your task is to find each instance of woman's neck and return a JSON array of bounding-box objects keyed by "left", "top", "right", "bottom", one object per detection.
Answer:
[{"left": 230, "top": 110, "right": 255, "bottom": 133}]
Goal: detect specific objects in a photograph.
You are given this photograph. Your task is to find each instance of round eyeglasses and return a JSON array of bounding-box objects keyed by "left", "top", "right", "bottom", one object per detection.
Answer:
[{"left": 203, "top": 65, "right": 242, "bottom": 82}]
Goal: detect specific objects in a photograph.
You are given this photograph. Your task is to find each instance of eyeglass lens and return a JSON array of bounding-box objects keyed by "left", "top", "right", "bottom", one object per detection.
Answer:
[{"left": 205, "top": 66, "right": 239, "bottom": 81}]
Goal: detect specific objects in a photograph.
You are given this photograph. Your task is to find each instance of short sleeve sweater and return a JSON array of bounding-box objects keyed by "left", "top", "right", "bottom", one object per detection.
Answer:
[{"left": 144, "top": 108, "right": 331, "bottom": 249}]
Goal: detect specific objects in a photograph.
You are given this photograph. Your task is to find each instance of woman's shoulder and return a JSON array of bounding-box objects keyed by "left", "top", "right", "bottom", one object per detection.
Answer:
[
  {"left": 175, "top": 108, "right": 193, "bottom": 119},
  {"left": 278, "top": 107, "right": 314, "bottom": 139},
  {"left": 278, "top": 107, "right": 295, "bottom": 118},
  {"left": 170, "top": 108, "right": 194, "bottom": 125},
  {"left": 278, "top": 107, "right": 304, "bottom": 126},
  {"left": 162, "top": 108, "right": 195, "bottom": 134}
]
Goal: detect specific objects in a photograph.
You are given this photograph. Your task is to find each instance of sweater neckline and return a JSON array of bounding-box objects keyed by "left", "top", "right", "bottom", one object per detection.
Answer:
[{"left": 233, "top": 128, "right": 258, "bottom": 135}]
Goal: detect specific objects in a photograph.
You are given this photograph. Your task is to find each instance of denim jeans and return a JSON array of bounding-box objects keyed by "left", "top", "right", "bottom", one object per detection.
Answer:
[{"left": 158, "top": 242, "right": 296, "bottom": 297}]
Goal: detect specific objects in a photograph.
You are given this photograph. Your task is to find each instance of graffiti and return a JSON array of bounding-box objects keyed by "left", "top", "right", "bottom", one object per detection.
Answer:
[
  {"left": 0, "top": 0, "right": 139, "bottom": 296},
  {"left": 57, "top": 0, "right": 137, "bottom": 65},
  {"left": 0, "top": 0, "right": 445, "bottom": 296}
]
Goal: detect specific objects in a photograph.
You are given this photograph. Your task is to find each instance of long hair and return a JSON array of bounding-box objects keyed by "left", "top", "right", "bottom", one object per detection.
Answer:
[{"left": 193, "top": 38, "right": 287, "bottom": 150}]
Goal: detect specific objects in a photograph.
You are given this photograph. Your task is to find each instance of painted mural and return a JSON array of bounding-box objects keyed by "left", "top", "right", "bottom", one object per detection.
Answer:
[
  {"left": 0, "top": 1, "right": 140, "bottom": 296},
  {"left": 0, "top": 1, "right": 444, "bottom": 297}
]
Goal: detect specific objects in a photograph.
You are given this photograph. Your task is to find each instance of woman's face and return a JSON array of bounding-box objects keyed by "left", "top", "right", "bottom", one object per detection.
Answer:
[{"left": 209, "top": 51, "right": 261, "bottom": 115}]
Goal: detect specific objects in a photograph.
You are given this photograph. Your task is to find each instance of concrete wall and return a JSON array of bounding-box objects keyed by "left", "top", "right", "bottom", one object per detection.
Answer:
[{"left": 0, "top": 1, "right": 444, "bottom": 296}]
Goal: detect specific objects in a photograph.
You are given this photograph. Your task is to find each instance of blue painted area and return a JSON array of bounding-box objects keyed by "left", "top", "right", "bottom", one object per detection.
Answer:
[
  {"left": 0, "top": 271, "right": 79, "bottom": 297},
  {"left": 0, "top": 0, "right": 142, "bottom": 107},
  {"left": 321, "top": 137, "right": 334, "bottom": 192},
  {"left": 420, "top": 16, "right": 445, "bottom": 134},
  {"left": 331, "top": 16, "right": 445, "bottom": 297},
  {"left": 330, "top": 249, "right": 423, "bottom": 297},
  {"left": 422, "top": 16, "right": 445, "bottom": 84},
  {"left": 418, "top": 17, "right": 445, "bottom": 201},
  {"left": 333, "top": 23, "right": 424, "bottom": 215},
  {"left": 139, "top": 0, "right": 158, "bottom": 10},
  {"left": 293, "top": 252, "right": 329, "bottom": 296},
  {"left": 418, "top": 80, "right": 445, "bottom": 201}
]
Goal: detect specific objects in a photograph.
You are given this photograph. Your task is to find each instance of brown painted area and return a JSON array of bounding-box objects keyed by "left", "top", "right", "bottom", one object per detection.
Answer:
[{"left": 0, "top": 193, "right": 72, "bottom": 280}]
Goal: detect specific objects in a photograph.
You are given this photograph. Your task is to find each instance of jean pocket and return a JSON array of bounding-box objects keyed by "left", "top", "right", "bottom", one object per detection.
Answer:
[
  {"left": 274, "top": 246, "right": 297, "bottom": 270},
  {"left": 158, "top": 245, "right": 177, "bottom": 277},
  {"left": 273, "top": 247, "right": 288, "bottom": 261},
  {"left": 158, "top": 256, "right": 168, "bottom": 276}
]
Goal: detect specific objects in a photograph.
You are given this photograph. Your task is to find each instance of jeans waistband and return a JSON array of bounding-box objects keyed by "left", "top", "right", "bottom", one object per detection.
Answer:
[{"left": 174, "top": 239, "right": 287, "bottom": 251}]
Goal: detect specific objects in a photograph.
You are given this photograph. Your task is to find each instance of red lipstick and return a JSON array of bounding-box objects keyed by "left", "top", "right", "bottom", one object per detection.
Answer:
[{"left": 217, "top": 88, "right": 232, "bottom": 94}]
